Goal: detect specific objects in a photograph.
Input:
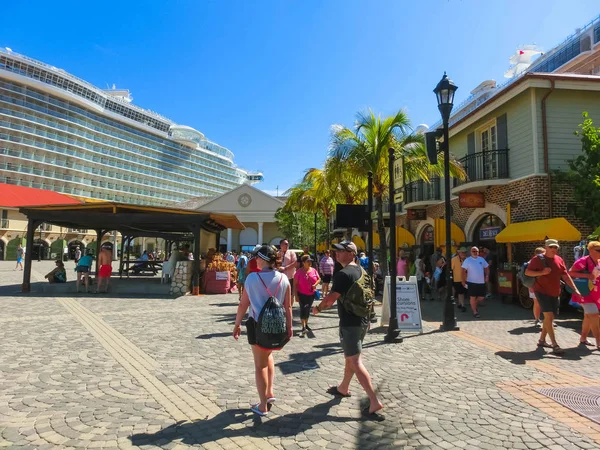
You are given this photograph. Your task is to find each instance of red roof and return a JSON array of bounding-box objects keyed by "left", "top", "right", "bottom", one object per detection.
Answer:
[{"left": 0, "top": 183, "right": 83, "bottom": 208}]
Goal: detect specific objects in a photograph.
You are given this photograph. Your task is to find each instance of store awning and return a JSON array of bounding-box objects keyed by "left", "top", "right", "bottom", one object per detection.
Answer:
[
  {"left": 352, "top": 235, "right": 366, "bottom": 252},
  {"left": 434, "top": 219, "right": 465, "bottom": 248},
  {"left": 396, "top": 227, "right": 415, "bottom": 248},
  {"left": 495, "top": 218, "right": 581, "bottom": 243}
]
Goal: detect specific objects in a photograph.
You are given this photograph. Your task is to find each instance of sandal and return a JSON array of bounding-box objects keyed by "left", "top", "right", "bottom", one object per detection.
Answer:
[
  {"left": 473, "top": 313, "right": 481, "bottom": 319},
  {"left": 537, "top": 341, "right": 552, "bottom": 348},
  {"left": 551, "top": 345, "right": 565, "bottom": 355},
  {"left": 580, "top": 340, "right": 594, "bottom": 346},
  {"left": 250, "top": 403, "right": 268, "bottom": 416},
  {"left": 326, "top": 386, "right": 351, "bottom": 398},
  {"left": 361, "top": 407, "right": 385, "bottom": 422}
]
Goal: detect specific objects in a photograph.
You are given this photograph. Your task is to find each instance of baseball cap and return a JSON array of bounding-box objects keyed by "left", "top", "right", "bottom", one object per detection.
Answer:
[
  {"left": 332, "top": 240, "right": 358, "bottom": 254},
  {"left": 545, "top": 239, "right": 560, "bottom": 248},
  {"left": 255, "top": 245, "right": 277, "bottom": 262}
]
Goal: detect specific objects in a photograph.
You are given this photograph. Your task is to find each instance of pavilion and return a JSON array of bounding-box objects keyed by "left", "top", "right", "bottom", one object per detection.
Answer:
[{"left": 18, "top": 202, "right": 244, "bottom": 293}]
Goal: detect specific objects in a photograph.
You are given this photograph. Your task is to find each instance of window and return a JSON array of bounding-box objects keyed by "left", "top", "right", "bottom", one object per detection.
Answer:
[{"left": 478, "top": 120, "right": 498, "bottom": 179}]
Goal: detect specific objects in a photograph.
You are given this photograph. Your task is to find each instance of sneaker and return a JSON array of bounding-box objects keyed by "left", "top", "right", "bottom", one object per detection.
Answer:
[
  {"left": 300, "top": 327, "right": 306, "bottom": 337},
  {"left": 461, "top": 306, "right": 467, "bottom": 312}
]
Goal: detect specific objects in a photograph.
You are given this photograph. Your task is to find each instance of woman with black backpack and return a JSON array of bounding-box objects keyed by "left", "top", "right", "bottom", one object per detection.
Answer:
[{"left": 233, "top": 245, "right": 292, "bottom": 416}]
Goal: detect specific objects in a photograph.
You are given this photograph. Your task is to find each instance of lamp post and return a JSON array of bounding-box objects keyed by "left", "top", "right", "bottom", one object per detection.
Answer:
[
  {"left": 385, "top": 148, "right": 402, "bottom": 343},
  {"left": 433, "top": 72, "right": 460, "bottom": 332}
]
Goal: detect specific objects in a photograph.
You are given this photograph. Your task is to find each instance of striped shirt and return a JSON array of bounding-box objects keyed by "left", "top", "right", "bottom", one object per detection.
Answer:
[{"left": 319, "top": 256, "right": 334, "bottom": 275}]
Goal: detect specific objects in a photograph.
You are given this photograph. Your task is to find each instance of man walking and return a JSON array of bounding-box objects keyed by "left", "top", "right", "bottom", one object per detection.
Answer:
[
  {"left": 430, "top": 247, "right": 442, "bottom": 298},
  {"left": 312, "top": 240, "right": 384, "bottom": 421},
  {"left": 95, "top": 244, "right": 113, "bottom": 294},
  {"left": 461, "top": 246, "right": 489, "bottom": 319},
  {"left": 452, "top": 247, "right": 468, "bottom": 312},
  {"left": 15, "top": 243, "right": 24, "bottom": 270},
  {"left": 526, "top": 239, "right": 580, "bottom": 355}
]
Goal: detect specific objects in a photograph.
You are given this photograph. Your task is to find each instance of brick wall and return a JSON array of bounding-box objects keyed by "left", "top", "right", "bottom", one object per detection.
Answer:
[{"left": 404, "top": 175, "right": 588, "bottom": 266}]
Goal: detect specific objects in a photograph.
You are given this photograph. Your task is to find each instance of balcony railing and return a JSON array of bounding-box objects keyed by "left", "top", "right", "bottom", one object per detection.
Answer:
[
  {"left": 0, "top": 219, "right": 8, "bottom": 228},
  {"left": 458, "top": 149, "right": 509, "bottom": 184},
  {"left": 405, "top": 178, "right": 441, "bottom": 204}
]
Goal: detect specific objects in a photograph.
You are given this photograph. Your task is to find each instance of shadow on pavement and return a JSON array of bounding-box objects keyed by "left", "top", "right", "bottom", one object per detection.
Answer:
[
  {"left": 496, "top": 345, "right": 589, "bottom": 365},
  {"left": 129, "top": 398, "right": 349, "bottom": 446}
]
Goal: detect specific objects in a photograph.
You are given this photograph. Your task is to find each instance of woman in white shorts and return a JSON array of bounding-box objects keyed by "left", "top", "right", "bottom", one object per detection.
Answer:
[{"left": 568, "top": 242, "right": 600, "bottom": 349}]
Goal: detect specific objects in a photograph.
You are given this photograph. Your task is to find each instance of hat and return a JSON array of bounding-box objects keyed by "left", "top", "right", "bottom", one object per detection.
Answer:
[
  {"left": 332, "top": 240, "right": 358, "bottom": 254},
  {"left": 458, "top": 247, "right": 467, "bottom": 253},
  {"left": 255, "top": 245, "right": 277, "bottom": 262},
  {"left": 545, "top": 239, "right": 560, "bottom": 248},
  {"left": 301, "top": 254, "right": 313, "bottom": 263}
]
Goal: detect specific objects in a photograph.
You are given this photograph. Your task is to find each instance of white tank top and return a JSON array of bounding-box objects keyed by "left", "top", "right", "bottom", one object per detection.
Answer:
[{"left": 245, "top": 269, "right": 290, "bottom": 320}]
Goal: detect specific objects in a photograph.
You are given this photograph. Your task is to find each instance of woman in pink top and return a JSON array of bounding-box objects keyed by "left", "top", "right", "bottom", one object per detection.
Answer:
[
  {"left": 569, "top": 241, "right": 600, "bottom": 349},
  {"left": 294, "top": 254, "right": 321, "bottom": 337},
  {"left": 396, "top": 249, "right": 408, "bottom": 278}
]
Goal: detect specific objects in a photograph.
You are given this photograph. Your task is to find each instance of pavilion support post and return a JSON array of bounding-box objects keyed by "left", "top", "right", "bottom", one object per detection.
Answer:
[
  {"left": 192, "top": 226, "right": 201, "bottom": 295},
  {"left": 215, "top": 232, "right": 221, "bottom": 253},
  {"left": 119, "top": 234, "right": 126, "bottom": 279},
  {"left": 22, "top": 219, "right": 40, "bottom": 293},
  {"left": 95, "top": 230, "right": 105, "bottom": 278}
]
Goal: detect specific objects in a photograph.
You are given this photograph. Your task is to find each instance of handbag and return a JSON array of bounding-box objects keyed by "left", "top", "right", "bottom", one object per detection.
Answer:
[
  {"left": 314, "top": 290, "right": 321, "bottom": 300},
  {"left": 566, "top": 256, "right": 594, "bottom": 296}
]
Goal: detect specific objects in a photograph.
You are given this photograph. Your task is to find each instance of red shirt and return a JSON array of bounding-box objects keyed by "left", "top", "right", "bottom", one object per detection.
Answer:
[
  {"left": 528, "top": 254, "right": 567, "bottom": 297},
  {"left": 247, "top": 257, "right": 260, "bottom": 274}
]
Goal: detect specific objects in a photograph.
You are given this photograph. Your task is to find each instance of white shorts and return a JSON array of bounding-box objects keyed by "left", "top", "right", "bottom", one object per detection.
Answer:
[{"left": 582, "top": 303, "right": 599, "bottom": 314}]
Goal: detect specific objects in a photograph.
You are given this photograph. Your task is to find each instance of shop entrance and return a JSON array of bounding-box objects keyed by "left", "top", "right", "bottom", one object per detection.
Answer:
[
  {"left": 32, "top": 239, "right": 49, "bottom": 261},
  {"left": 419, "top": 225, "right": 435, "bottom": 272},
  {"left": 473, "top": 214, "right": 506, "bottom": 296}
]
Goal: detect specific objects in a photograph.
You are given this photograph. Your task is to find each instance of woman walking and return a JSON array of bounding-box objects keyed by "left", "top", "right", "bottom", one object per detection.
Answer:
[
  {"left": 569, "top": 241, "right": 600, "bottom": 349},
  {"left": 319, "top": 250, "right": 334, "bottom": 297},
  {"left": 294, "top": 254, "right": 321, "bottom": 337},
  {"left": 233, "top": 245, "right": 292, "bottom": 416}
]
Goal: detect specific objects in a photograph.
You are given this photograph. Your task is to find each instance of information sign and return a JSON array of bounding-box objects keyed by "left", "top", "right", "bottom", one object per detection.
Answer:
[
  {"left": 393, "top": 158, "right": 404, "bottom": 188},
  {"left": 394, "top": 191, "right": 404, "bottom": 204},
  {"left": 380, "top": 275, "right": 423, "bottom": 333}
]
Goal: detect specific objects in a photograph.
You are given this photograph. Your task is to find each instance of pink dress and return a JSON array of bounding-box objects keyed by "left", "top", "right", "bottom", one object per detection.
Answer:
[{"left": 397, "top": 258, "right": 408, "bottom": 277}]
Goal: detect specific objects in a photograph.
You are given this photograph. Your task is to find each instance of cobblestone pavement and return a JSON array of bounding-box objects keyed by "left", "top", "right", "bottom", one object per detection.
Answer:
[{"left": 2, "top": 261, "right": 600, "bottom": 449}]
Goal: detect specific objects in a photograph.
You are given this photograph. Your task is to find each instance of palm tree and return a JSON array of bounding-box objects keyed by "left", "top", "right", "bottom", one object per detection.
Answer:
[
  {"left": 283, "top": 168, "right": 337, "bottom": 249},
  {"left": 330, "top": 109, "right": 465, "bottom": 276}
]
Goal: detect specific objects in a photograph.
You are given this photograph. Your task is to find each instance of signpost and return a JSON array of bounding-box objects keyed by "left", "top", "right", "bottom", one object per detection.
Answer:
[
  {"left": 393, "top": 157, "right": 405, "bottom": 206},
  {"left": 380, "top": 275, "right": 423, "bottom": 334}
]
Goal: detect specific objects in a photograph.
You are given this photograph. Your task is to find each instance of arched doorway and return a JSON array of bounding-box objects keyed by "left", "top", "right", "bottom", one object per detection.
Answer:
[
  {"left": 68, "top": 240, "right": 85, "bottom": 260},
  {"left": 419, "top": 225, "right": 435, "bottom": 270},
  {"left": 32, "top": 239, "right": 49, "bottom": 261},
  {"left": 239, "top": 227, "right": 257, "bottom": 252},
  {"left": 270, "top": 237, "right": 283, "bottom": 248},
  {"left": 473, "top": 214, "right": 506, "bottom": 296}
]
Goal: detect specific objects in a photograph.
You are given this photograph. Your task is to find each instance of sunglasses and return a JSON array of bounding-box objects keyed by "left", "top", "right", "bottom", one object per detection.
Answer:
[{"left": 471, "top": 250, "right": 479, "bottom": 253}]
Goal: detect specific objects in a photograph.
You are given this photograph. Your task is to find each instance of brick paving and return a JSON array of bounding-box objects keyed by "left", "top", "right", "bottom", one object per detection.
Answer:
[{"left": 1, "top": 261, "right": 600, "bottom": 449}]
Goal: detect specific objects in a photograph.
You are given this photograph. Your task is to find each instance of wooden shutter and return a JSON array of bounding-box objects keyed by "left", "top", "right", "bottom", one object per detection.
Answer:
[
  {"left": 496, "top": 113, "right": 508, "bottom": 149},
  {"left": 467, "top": 132, "right": 475, "bottom": 155}
]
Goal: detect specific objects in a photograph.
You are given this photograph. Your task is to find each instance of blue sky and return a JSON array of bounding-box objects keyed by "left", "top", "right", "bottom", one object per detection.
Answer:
[{"left": 1, "top": 1, "right": 598, "bottom": 196}]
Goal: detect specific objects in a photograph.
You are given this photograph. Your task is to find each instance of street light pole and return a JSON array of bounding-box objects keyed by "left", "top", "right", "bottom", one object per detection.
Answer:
[
  {"left": 385, "top": 148, "right": 401, "bottom": 343},
  {"left": 434, "top": 72, "right": 459, "bottom": 332}
]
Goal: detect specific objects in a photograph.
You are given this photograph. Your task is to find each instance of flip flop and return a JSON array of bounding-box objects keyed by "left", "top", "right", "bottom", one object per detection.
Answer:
[
  {"left": 250, "top": 403, "right": 268, "bottom": 416},
  {"left": 580, "top": 340, "right": 594, "bottom": 346},
  {"left": 326, "top": 386, "right": 351, "bottom": 398},
  {"left": 361, "top": 407, "right": 385, "bottom": 422}
]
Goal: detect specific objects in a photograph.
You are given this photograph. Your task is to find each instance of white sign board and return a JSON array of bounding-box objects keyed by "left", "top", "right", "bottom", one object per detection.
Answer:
[
  {"left": 380, "top": 275, "right": 423, "bottom": 333},
  {"left": 215, "top": 271, "right": 230, "bottom": 281}
]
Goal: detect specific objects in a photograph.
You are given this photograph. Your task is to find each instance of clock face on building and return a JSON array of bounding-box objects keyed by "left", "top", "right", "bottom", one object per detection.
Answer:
[{"left": 238, "top": 193, "right": 252, "bottom": 207}]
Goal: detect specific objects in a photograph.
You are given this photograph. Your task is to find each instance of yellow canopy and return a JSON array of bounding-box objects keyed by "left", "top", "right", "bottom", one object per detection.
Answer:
[
  {"left": 434, "top": 219, "right": 465, "bottom": 249},
  {"left": 396, "top": 227, "right": 415, "bottom": 248},
  {"left": 495, "top": 217, "right": 581, "bottom": 243},
  {"left": 352, "top": 235, "right": 366, "bottom": 251}
]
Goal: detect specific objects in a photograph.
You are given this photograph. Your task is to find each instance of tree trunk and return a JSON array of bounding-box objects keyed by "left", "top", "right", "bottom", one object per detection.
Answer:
[{"left": 375, "top": 195, "right": 389, "bottom": 277}]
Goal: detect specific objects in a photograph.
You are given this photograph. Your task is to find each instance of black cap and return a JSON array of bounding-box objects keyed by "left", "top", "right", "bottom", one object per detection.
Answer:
[{"left": 255, "top": 245, "right": 277, "bottom": 262}]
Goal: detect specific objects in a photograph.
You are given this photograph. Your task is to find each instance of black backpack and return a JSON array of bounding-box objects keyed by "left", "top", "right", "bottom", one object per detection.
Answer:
[{"left": 255, "top": 273, "right": 289, "bottom": 350}]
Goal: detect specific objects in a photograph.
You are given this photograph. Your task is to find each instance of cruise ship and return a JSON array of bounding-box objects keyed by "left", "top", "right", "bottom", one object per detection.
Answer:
[{"left": 0, "top": 47, "right": 263, "bottom": 206}]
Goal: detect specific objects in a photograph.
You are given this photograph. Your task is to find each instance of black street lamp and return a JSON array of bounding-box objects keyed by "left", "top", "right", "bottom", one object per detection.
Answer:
[{"left": 433, "top": 72, "right": 459, "bottom": 332}]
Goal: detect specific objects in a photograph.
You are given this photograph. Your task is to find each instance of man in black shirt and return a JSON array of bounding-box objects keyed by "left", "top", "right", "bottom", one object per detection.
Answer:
[{"left": 313, "top": 240, "right": 384, "bottom": 420}]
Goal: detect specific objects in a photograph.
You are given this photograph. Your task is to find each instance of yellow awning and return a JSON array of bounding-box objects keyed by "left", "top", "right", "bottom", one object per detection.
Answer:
[
  {"left": 495, "top": 218, "right": 581, "bottom": 243},
  {"left": 372, "top": 230, "right": 380, "bottom": 247},
  {"left": 396, "top": 227, "right": 415, "bottom": 248},
  {"left": 352, "top": 235, "right": 366, "bottom": 251},
  {"left": 434, "top": 219, "right": 466, "bottom": 249}
]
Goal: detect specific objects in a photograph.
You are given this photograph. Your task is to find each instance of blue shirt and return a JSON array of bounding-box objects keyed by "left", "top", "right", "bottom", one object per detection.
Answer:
[
  {"left": 78, "top": 255, "right": 93, "bottom": 267},
  {"left": 359, "top": 256, "right": 369, "bottom": 270}
]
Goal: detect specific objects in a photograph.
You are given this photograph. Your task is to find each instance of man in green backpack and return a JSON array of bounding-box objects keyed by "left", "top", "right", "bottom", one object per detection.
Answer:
[{"left": 312, "top": 240, "right": 384, "bottom": 421}]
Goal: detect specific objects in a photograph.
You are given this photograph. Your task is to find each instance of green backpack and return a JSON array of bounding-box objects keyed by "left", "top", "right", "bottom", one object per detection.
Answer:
[{"left": 341, "top": 267, "right": 375, "bottom": 317}]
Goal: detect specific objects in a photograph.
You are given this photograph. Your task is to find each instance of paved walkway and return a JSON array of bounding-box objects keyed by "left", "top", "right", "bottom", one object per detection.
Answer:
[{"left": 2, "top": 261, "right": 600, "bottom": 449}]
